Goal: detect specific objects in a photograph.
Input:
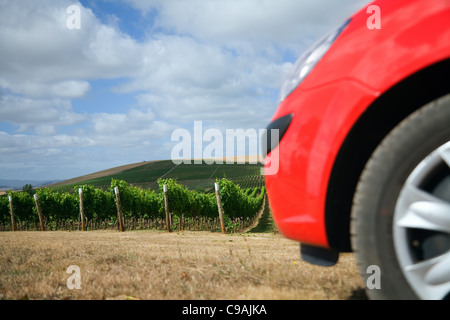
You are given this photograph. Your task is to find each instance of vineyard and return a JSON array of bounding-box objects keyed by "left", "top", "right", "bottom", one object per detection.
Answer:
[
  {"left": 0, "top": 178, "right": 265, "bottom": 233},
  {"left": 48, "top": 160, "right": 265, "bottom": 193}
]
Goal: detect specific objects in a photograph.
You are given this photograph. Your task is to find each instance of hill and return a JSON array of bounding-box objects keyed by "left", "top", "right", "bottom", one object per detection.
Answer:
[
  {"left": 0, "top": 179, "right": 62, "bottom": 193},
  {"left": 49, "top": 158, "right": 265, "bottom": 192},
  {"left": 47, "top": 161, "right": 156, "bottom": 188}
]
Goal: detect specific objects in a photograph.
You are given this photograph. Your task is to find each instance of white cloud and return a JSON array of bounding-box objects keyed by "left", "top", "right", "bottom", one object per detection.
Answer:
[
  {"left": 0, "top": 95, "right": 85, "bottom": 135},
  {"left": 116, "top": 34, "right": 291, "bottom": 129},
  {"left": 0, "top": 131, "right": 84, "bottom": 158},
  {"left": 126, "top": 0, "right": 369, "bottom": 47},
  {"left": 0, "top": 80, "right": 91, "bottom": 99},
  {"left": 0, "top": 0, "right": 142, "bottom": 97},
  {"left": 92, "top": 108, "right": 156, "bottom": 135},
  {"left": 0, "top": 0, "right": 372, "bottom": 180}
]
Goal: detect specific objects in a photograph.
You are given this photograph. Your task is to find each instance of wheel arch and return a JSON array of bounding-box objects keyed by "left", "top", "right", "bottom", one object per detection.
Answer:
[{"left": 325, "top": 58, "right": 450, "bottom": 252}]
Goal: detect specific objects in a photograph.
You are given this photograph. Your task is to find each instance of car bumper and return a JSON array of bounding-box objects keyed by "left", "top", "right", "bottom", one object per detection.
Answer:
[{"left": 264, "top": 78, "right": 377, "bottom": 249}]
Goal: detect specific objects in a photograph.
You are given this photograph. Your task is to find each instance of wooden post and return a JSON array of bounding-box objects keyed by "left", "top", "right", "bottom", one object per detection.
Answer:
[
  {"left": 114, "top": 187, "right": 125, "bottom": 232},
  {"left": 33, "top": 194, "right": 45, "bottom": 231},
  {"left": 8, "top": 195, "right": 15, "bottom": 232},
  {"left": 78, "top": 188, "right": 86, "bottom": 231},
  {"left": 163, "top": 184, "right": 171, "bottom": 232},
  {"left": 214, "top": 183, "right": 226, "bottom": 234}
]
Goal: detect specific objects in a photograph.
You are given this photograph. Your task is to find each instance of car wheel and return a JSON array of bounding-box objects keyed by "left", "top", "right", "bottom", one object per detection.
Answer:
[{"left": 351, "top": 93, "right": 450, "bottom": 300}]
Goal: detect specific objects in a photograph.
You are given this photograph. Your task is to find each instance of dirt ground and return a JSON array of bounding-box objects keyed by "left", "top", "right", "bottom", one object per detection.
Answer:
[{"left": 0, "top": 230, "right": 366, "bottom": 300}]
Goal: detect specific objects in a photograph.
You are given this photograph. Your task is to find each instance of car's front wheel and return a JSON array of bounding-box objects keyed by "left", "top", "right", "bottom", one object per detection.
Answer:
[{"left": 351, "top": 94, "right": 450, "bottom": 300}]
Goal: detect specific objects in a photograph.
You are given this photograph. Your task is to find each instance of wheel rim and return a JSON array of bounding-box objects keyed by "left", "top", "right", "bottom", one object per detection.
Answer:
[{"left": 394, "top": 141, "right": 450, "bottom": 300}]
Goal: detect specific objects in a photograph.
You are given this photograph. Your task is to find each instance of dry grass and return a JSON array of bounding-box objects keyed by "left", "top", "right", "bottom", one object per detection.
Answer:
[{"left": 0, "top": 230, "right": 366, "bottom": 300}]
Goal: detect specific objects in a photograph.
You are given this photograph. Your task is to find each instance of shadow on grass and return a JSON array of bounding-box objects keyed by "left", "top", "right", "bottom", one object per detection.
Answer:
[{"left": 246, "top": 198, "right": 370, "bottom": 301}]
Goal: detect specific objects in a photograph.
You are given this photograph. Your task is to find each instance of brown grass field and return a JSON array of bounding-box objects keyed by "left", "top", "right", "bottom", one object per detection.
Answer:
[{"left": 0, "top": 230, "right": 366, "bottom": 300}]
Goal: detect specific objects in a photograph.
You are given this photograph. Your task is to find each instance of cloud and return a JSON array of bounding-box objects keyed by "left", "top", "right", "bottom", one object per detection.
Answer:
[
  {"left": 0, "top": 95, "right": 86, "bottom": 135},
  {"left": 114, "top": 34, "right": 292, "bottom": 130},
  {"left": 0, "top": 130, "right": 97, "bottom": 180},
  {"left": 0, "top": 0, "right": 372, "bottom": 180},
  {"left": 112, "top": 0, "right": 370, "bottom": 129},
  {"left": 91, "top": 107, "right": 170, "bottom": 140},
  {"left": 126, "top": 0, "right": 369, "bottom": 47},
  {"left": 0, "top": 0, "right": 142, "bottom": 97},
  {"left": 0, "top": 80, "right": 91, "bottom": 99},
  {"left": 0, "top": 131, "right": 84, "bottom": 160}
]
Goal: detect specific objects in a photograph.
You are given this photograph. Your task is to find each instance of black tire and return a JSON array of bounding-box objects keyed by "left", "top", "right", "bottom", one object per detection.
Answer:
[{"left": 351, "top": 94, "right": 450, "bottom": 300}]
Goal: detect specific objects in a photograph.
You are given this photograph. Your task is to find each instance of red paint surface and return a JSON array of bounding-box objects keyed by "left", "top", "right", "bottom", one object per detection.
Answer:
[{"left": 265, "top": 0, "right": 450, "bottom": 247}]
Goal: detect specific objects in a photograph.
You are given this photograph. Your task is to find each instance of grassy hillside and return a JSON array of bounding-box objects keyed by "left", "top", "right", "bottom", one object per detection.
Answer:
[{"left": 51, "top": 159, "right": 264, "bottom": 192}]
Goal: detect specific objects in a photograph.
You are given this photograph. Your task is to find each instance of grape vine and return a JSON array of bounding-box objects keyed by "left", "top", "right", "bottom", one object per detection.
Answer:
[{"left": 0, "top": 178, "right": 265, "bottom": 232}]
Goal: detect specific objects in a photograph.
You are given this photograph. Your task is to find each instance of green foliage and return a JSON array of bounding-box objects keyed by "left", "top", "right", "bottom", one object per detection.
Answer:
[
  {"left": 158, "top": 178, "right": 191, "bottom": 218},
  {"left": 0, "top": 178, "right": 265, "bottom": 232},
  {"left": 4, "top": 191, "right": 35, "bottom": 223},
  {"left": 34, "top": 188, "right": 78, "bottom": 221},
  {"left": 190, "top": 192, "right": 216, "bottom": 218},
  {"left": 158, "top": 178, "right": 220, "bottom": 219},
  {"left": 111, "top": 179, "right": 162, "bottom": 219},
  {"left": 22, "top": 184, "right": 34, "bottom": 196},
  {"left": 58, "top": 192, "right": 79, "bottom": 220},
  {"left": 75, "top": 185, "right": 115, "bottom": 220},
  {"left": 217, "top": 178, "right": 265, "bottom": 219},
  {"left": 0, "top": 195, "right": 10, "bottom": 224}
]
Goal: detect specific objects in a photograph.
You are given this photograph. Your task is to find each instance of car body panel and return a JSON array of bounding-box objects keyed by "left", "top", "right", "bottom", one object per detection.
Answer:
[{"left": 265, "top": 0, "right": 450, "bottom": 248}]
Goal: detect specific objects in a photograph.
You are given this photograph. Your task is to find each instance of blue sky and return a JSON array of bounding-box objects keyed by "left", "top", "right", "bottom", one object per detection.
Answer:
[{"left": 0, "top": 0, "right": 370, "bottom": 181}]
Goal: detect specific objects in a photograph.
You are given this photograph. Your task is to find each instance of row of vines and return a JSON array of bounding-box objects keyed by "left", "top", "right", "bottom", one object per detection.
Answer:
[{"left": 0, "top": 178, "right": 265, "bottom": 233}]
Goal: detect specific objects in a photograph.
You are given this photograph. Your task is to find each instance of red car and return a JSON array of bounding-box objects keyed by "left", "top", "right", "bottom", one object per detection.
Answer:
[{"left": 264, "top": 0, "right": 450, "bottom": 300}]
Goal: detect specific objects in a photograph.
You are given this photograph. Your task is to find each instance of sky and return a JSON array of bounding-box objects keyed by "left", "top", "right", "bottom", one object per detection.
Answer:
[{"left": 0, "top": 0, "right": 371, "bottom": 181}]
